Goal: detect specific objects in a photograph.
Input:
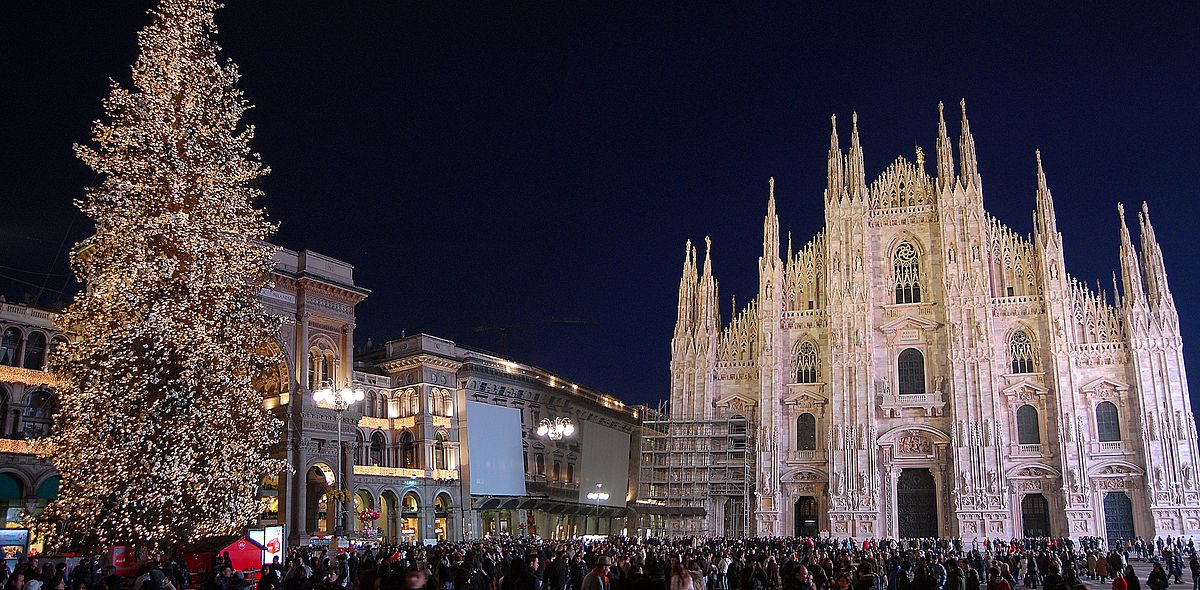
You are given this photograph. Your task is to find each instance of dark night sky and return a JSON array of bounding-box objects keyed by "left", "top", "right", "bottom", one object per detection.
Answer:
[{"left": 2, "top": 3, "right": 1198, "bottom": 407}]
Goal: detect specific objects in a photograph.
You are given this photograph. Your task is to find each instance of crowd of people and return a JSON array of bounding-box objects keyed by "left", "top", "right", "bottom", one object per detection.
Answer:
[{"left": 2, "top": 536, "right": 1198, "bottom": 590}]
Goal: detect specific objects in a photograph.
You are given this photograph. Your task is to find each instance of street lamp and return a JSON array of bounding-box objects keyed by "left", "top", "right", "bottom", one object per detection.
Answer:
[
  {"left": 536, "top": 417, "right": 575, "bottom": 440},
  {"left": 586, "top": 483, "right": 610, "bottom": 535},
  {"left": 313, "top": 379, "right": 365, "bottom": 539}
]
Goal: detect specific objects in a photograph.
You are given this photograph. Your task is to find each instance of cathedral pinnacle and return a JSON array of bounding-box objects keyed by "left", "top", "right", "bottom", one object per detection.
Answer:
[
  {"left": 703, "top": 235, "right": 713, "bottom": 275},
  {"left": 827, "top": 114, "right": 845, "bottom": 200},
  {"left": 847, "top": 112, "right": 866, "bottom": 199},
  {"left": 1138, "top": 201, "right": 1174, "bottom": 312},
  {"left": 936, "top": 101, "right": 955, "bottom": 188},
  {"left": 830, "top": 114, "right": 839, "bottom": 151},
  {"left": 763, "top": 177, "right": 780, "bottom": 261},
  {"left": 1034, "top": 149, "right": 1058, "bottom": 241},
  {"left": 958, "top": 99, "right": 979, "bottom": 184},
  {"left": 1117, "top": 202, "right": 1146, "bottom": 308}
]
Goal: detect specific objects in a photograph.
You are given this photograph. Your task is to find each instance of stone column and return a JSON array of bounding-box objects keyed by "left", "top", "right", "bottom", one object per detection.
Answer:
[
  {"left": 931, "top": 466, "right": 946, "bottom": 537},
  {"left": 341, "top": 429, "right": 354, "bottom": 535},
  {"left": 289, "top": 440, "right": 309, "bottom": 544},
  {"left": 289, "top": 308, "right": 312, "bottom": 544},
  {"left": 887, "top": 468, "right": 900, "bottom": 538}
]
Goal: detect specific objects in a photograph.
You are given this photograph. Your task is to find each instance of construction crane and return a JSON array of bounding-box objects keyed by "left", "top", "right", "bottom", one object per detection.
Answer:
[{"left": 472, "top": 319, "right": 596, "bottom": 357}]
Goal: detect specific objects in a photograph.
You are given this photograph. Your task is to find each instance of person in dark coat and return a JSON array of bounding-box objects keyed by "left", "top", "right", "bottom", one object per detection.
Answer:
[
  {"left": 1148, "top": 563, "right": 1169, "bottom": 590},
  {"left": 1123, "top": 566, "right": 1141, "bottom": 590}
]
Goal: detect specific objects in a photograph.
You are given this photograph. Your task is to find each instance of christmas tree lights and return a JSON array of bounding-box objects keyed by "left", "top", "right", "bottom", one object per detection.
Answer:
[{"left": 35, "top": 0, "right": 286, "bottom": 549}]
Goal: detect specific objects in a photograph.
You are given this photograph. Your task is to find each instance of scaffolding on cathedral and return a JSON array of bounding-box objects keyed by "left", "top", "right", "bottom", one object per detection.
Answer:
[{"left": 637, "top": 401, "right": 756, "bottom": 536}]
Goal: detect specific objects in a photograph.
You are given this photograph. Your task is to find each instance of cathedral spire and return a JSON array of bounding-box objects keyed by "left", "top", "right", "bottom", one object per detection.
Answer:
[
  {"left": 847, "top": 112, "right": 867, "bottom": 200},
  {"left": 1034, "top": 150, "right": 1059, "bottom": 240},
  {"left": 827, "top": 114, "right": 844, "bottom": 200},
  {"left": 958, "top": 99, "right": 979, "bottom": 185},
  {"left": 701, "top": 235, "right": 713, "bottom": 278},
  {"left": 675, "top": 240, "right": 698, "bottom": 336},
  {"left": 697, "top": 235, "right": 720, "bottom": 335},
  {"left": 935, "top": 101, "right": 955, "bottom": 188},
  {"left": 1138, "top": 201, "right": 1174, "bottom": 312},
  {"left": 763, "top": 177, "right": 780, "bottom": 261},
  {"left": 1117, "top": 203, "right": 1146, "bottom": 308}
]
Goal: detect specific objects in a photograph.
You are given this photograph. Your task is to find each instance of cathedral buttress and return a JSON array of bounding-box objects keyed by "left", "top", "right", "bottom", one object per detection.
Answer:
[
  {"left": 1033, "top": 151, "right": 1090, "bottom": 533},
  {"left": 756, "top": 178, "right": 785, "bottom": 535},
  {"left": 938, "top": 100, "right": 1009, "bottom": 538},
  {"left": 823, "top": 113, "right": 878, "bottom": 536}
]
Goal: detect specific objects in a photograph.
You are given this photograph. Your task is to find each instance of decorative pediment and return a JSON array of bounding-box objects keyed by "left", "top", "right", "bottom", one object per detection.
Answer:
[
  {"left": 1001, "top": 380, "right": 1048, "bottom": 402},
  {"left": 713, "top": 393, "right": 758, "bottom": 414},
  {"left": 1089, "top": 462, "right": 1143, "bottom": 477},
  {"left": 783, "top": 389, "right": 827, "bottom": 406},
  {"left": 878, "top": 315, "right": 940, "bottom": 346},
  {"left": 1080, "top": 377, "right": 1130, "bottom": 400},
  {"left": 782, "top": 468, "right": 827, "bottom": 482},
  {"left": 783, "top": 388, "right": 828, "bottom": 417},
  {"left": 878, "top": 424, "right": 951, "bottom": 446},
  {"left": 878, "top": 315, "right": 940, "bottom": 333},
  {"left": 1007, "top": 463, "right": 1061, "bottom": 479},
  {"left": 892, "top": 430, "right": 935, "bottom": 456}
]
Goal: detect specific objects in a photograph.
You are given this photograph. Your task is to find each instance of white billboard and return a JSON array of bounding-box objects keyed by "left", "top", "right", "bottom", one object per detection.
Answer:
[
  {"left": 577, "top": 420, "right": 629, "bottom": 507},
  {"left": 465, "top": 400, "right": 527, "bottom": 496}
]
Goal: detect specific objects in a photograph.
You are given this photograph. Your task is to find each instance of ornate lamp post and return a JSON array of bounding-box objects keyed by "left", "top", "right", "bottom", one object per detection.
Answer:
[
  {"left": 586, "top": 482, "right": 609, "bottom": 535},
  {"left": 313, "top": 380, "right": 365, "bottom": 539},
  {"left": 536, "top": 417, "right": 575, "bottom": 440}
]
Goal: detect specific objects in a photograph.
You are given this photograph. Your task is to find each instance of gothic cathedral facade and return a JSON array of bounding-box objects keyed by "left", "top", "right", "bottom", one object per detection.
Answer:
[{"left": 667, "top": 101, "right": 1200, "bottom": 541}]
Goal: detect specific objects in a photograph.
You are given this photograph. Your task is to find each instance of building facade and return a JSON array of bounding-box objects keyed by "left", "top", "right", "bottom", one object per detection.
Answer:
[
  {"left": 0, "top": 300, "right": 65, "bottom": 531},
  {"left": 647, "top": 101, "right": 1200, "bottom": 542},
  {"left": 0, "top": 249, "right": 647, "bottom": 545},
  {"left": 355, "top": 333, "right": 643, "bottom": 541}
]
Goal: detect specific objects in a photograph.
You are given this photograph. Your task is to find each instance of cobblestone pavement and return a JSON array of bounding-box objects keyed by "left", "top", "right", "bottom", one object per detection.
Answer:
[{"left": 1069, "top": 560, "right": 1191, "bottom": 590}]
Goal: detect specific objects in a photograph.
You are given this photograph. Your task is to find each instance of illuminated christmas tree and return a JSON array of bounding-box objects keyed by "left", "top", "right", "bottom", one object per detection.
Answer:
[{"left": 36, "top": 0, "right": 286, "bottom": 549}]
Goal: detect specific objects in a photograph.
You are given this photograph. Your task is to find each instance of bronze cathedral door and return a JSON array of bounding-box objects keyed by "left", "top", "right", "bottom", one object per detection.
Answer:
[{"left": 896, "top": 468, "right": 938, "bottom": 538}]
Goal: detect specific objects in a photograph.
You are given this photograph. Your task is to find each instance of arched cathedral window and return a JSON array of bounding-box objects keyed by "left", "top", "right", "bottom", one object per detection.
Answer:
[
  {"left": 1096, "top": 401, "right": 1121, "bottom": 442},
  {"left": 894, "top": 242, "right": 922, "bottom": 304},
  {"left": 1009, "top": 330, "right": 1036, "bottom": 374},
  {"left": 795, "top": 342, "right": 818, "bottom": 384},
  {"left": 897, "top": 348, "right": 925, "bottom": 395},
  {"left": 1016, "top": 404, "right": 1040, "bottom": 445},
  {"left": 796, "top": 413, "right": 817, "bottom": 451}
]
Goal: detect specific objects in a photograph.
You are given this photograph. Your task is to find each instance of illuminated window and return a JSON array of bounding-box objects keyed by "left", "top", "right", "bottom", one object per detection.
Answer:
[
  {"left": 1010, "top": 330, "right": 1036, "bottom": 374},
  {"left": 400, "top": 430, "right": 417, "bottom": 468},
  {"left": 894, "top": 242, "right": 922, "bottom": 304},
  {"left": 21, "top": 389, "right": 56, "bottom": 439},
  {"left": 795, "top": 342, "right": 818, "bottom": 384},
  {"left": 434, "top": 433, "right": 448, "bottom": 470}
]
